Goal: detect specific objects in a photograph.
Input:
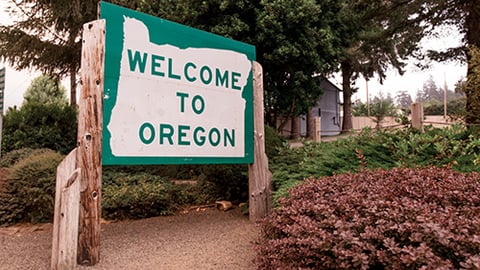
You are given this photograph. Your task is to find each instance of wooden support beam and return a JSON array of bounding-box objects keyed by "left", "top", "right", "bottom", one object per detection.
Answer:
[
  {"left": 51, "top": 149, "right": 80, "bottom": 270},
  {"left": 76, "top": 19, "right": 105, "bottom": 266},
  {"left": 248, "top": 61, "right": 272, "bottom": 222},
  {"left": 314, "top": 116, "right": 321, "bottom": 142},
  {"left": 411, "top": 102, "right": 424, "bottom": 132}
]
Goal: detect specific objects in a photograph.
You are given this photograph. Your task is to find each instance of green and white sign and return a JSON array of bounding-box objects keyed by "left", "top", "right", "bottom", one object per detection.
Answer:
[{"left": 100, "top": 2, "right": 255, "bottom": 165}]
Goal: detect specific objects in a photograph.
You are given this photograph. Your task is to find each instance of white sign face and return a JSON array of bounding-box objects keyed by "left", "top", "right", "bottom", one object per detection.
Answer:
[
  {"left": 101, "top": 2, "right": 255, "bottom": 165},
  {"left": 107, "top": 18, "right": 251, "bottom": 157}
]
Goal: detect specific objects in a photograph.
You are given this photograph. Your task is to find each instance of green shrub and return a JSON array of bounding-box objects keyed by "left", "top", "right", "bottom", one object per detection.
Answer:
[
  {"left": 2, "top": 102, "right": 77, "bottom": 155},
  {"left": 0, "top": 149, "right": 64, "bottom": 225},
  {"left": 265, "top": 124, "right": 286, "bottom": 159},
  {"left": 270, "top": 128, "right": 398, "bottom": 203},
  {"left": 0, "top": 148, "right": 38, "bottom": 167},
  {"left": 197, "top": 164, "right": 249, "bottom": 203},
  {"left": 271, "top": 124, "right": 480, "bottom": 205},
  {"left": 102, "top": 172, "right": 178, "bottom": 220},
  {"left": 257, "top": 167, "right": 480, "bottom": 269}
]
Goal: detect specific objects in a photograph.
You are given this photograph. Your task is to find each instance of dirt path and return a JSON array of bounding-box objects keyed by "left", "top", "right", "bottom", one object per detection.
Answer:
[{"left": 0, "top": 208, "right": 259, "bottom": 270}]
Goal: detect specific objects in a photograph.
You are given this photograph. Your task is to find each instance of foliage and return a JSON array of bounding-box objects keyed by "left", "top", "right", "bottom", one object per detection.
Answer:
[
  {"left": 256, "top": 0, "right": 343, "bottom": 125},
  {"left": 421, "top": 0, "right": 480, "bottom": 126},
  {"left": 415, "top": 75, "right": 465, "bottom": 118},
  {"left": 1, "top": 101, "right": 77, "bottom": 154},
  {"left": 102, "top": 172, "right": 178, "bottom": 220},
  {"left": 423, "top": 97, "right": 466, "bottom": 119},
  {"left": 270, "top": 129, "right": 395, "bottom": 203},
  {"left": 395, "top": 90, "right": 413, "bottom": 111},
  {"left": 196, "top": 164, "right": 249, "bottom": 204},
  {"left": 387, "top": 124, "right": 480, "bottom": 172},
  {"left": 0, "top": 149, "right": 64, "bottom": 226},
  {"left": 23, "top": 75, "right": 68, "bottom": 106},
  {"left": 352, "top": 94, "right": 399, "bottom": 128},
  {"left": 140, "top": 0, "right": 344, "bottom": 127},
  {"left": 465, "top": 45, "right": 480, "bottom": 127},
  {"left": 0, "top": 0, "right": 139, "bottom": 105},
  {"left": 256, "top": 167, "right": 480, "bottom": 269},
  {"left": 271, "top": 124, "right": 480, "bottom": 204},
  {"left": 0, "top": 148, "right": 37, "bottom": 168},
  {"left": 264, "top": 124, "right": 286, "bottom": 159},
  {"left": 338, "top": 0, "right": 435, "bottom": 131}
]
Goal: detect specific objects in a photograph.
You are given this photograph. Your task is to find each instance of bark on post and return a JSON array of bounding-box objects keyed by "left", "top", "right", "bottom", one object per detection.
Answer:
[
  {"left": 411, "top": 102, "right": 424, "bottom": 132},
  {"left": 306, "top": 109, "right": 315, "bottom": 139},
  {"left": 314, "top": 116, "right": 321, "bottom": 142},
  {"left": 248, "top": 61, "right": 272, "bottom": 222},
  {"left": 76, "top": 20, "right": 105, "bottom": 266},
  {"left": 51, "top": 149, "right": 80, "bottom": 270}
]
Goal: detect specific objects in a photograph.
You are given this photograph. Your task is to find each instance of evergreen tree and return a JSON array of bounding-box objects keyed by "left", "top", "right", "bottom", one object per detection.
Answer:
[
  {"left": 0, "top": 1, "right": 139, "bottom": 106},
  {"left": 23, "top": 75, "right": 68, "bottom": 106},
  {"left": 140, "top": 0, "right": 344, "bottom": 128},
  {"left": 337, "top": 0, "right": 440, "bottom": 131},
  {"left": 2, "top": 76, "right": 77, "bottom": 154},
  {"left": 395, "top": 90, "right": 413, "bottom": 110}
]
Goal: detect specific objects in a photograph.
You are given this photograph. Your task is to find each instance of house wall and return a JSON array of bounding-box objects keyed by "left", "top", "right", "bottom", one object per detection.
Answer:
[
  {"left": 282, "top": 79, "right": 342, "bottom": 138},
  {"left": 310, "top": 80, "right": 341, "bottom": 136}
]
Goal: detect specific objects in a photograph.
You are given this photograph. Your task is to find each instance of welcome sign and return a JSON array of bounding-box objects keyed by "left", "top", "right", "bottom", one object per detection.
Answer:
[{"left": 100, "top": 2, "right": 255, "bottom": 165}]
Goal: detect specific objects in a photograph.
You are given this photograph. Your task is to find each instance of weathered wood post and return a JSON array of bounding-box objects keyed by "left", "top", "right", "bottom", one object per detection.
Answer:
[
  {"left": 307, "top": 110, "right": 315, "bottom": 139},
  {"left": 314, "top": 116, "right": 321, "bottom": 142},
  {"left": 51, "top": 149, "right": 81, "bottom": 270},
  {"left": 411, "top": 102, "right": 424, "bottom": 132},
  {"left": 76, "top": 20, "right": 105, "bottom": 265},
  {"left": 248, "top": 61, "right": 272, "bottom": 222}
]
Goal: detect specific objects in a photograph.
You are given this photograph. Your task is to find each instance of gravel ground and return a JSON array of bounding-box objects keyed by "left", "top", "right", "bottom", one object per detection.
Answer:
[{"left": 0, "top": 208, "right": 259, "bottom": 270}]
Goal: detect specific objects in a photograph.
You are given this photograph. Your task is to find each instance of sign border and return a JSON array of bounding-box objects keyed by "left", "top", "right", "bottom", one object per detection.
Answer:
[{"left": 100, "top": 2, "right": 255, "bottom": 165}]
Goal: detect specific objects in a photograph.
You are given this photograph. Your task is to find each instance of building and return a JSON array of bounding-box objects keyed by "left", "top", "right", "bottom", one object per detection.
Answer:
[{"left": 300, "top": 78, "right": 342, "bottom": 137}]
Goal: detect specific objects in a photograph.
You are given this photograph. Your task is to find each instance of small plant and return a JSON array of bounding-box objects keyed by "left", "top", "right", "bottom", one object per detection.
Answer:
[
  {"left": 102, "top": 172, "right": 178, "bottom": 220},
  {"left": 256, "top": 167, "right": 480, "bottom": 269},
  {"left": 0, "top": 149, "right": 64, "bottom": 225}
]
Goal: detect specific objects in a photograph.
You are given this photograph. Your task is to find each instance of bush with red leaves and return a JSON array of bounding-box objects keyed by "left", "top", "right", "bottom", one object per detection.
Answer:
[{"left": 256, "top": 167, "right": 480, "bottom": 269}]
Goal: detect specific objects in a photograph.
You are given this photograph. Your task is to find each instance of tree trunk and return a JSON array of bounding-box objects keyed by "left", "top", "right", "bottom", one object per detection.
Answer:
[
  {"left": 464, "top": 0, "right": 480, "bottom": 127},
  {"left": 70, "top": 70, "right": 77, "bottom": 107},
  {"left": 341, "top": 61, "right": 354, "bottom": 132},
  {"left": 306, "top": 109, "right": 315, "bottom": 139},
  {"left": 290, "top": 116, "right": 300, "bottom": 139}
]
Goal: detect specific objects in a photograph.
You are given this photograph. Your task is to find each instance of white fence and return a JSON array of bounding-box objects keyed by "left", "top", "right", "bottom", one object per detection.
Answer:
[{"left": 348, "top": 115, "right": 461, "bottom": 131}]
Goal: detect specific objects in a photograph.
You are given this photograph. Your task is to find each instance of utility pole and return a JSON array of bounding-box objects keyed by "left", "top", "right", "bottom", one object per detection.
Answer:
[
  {"left": 443, "top": 73, "right": 447, "bottom": 119},
  {"left": 366, "top": 77, "right": 370, "bottom": 117},
  {"left": 0, "top": 67, "right": 5, "bottom": 158}
]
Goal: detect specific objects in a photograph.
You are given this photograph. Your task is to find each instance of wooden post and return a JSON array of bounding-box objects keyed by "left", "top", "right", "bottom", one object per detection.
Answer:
[
  {"left": 307, "top": 110, "right": 315, "bottom": 139},
  {"left": 51, "top": 149, "right": 81, "bottom": 270},
  {"left": 76, "top": 20, "right": 105, "bottom": 266},
  {"left": 314, "top": 116, "right": 321, "bottom": 142},
  {"left": 248, "top": 62, "right": 272, "bottom": 222},
  {"left": 411, "top": 102, "right": 424, "bottom": 132}
]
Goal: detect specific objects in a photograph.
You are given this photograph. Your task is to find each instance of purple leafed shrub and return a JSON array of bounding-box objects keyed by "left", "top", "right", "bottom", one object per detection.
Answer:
[{"left": 256, "top": 167, "right": 480, "bottom": 269}]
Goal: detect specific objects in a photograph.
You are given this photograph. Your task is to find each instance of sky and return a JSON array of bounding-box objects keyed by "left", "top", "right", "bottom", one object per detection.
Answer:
[{"left": 0, "top": 2, "right": 468, "bottom": 110}]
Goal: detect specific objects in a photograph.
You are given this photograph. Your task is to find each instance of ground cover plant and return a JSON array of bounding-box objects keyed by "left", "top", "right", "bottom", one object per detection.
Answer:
[
  {"left": 102, "top": 172, "right": 180, "bottom": 220},
  {"left": 256, "top": 167, "right": 480, "bottom": 269},
  {"left": 270, "top": 124, "right": 480, "bottom": 203}
]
